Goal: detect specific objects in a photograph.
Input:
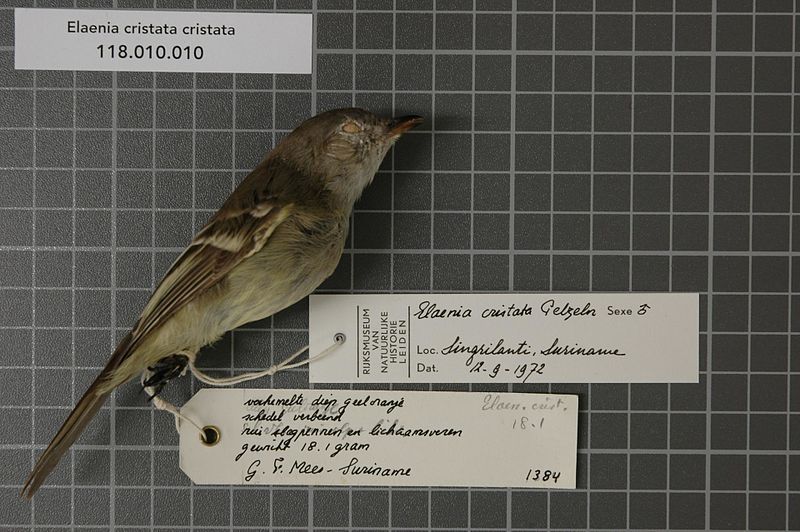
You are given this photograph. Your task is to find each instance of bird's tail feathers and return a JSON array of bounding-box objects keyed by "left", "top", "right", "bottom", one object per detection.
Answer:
[{"left": 21, "top": 334, "right": 134, "bottom": 498}]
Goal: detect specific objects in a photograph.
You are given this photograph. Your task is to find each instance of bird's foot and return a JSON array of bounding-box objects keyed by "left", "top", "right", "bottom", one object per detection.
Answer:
[{"left": 142, "top": 354, "right": 189, "bottom": 400}]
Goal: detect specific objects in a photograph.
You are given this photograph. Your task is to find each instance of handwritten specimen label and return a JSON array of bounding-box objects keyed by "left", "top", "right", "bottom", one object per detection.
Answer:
[
  {"left": 309, "top": 293, "right": 699, "bottom": 383},
  {"left": 179, "top": 389, "right": 578, "bottom": 488},
  {"left": 15, "top": 9, "right": 312, "bottom": 73}
]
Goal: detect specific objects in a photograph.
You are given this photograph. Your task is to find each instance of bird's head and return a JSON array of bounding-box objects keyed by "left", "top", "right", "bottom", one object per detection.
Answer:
[{"left": 275, "top": 108, "right": 422, "bottom": 206}]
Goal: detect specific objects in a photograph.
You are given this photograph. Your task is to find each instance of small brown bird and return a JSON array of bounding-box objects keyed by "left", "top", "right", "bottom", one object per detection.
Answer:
[{"left": 22, "top": 108, "right": 422, "bottom": 498}]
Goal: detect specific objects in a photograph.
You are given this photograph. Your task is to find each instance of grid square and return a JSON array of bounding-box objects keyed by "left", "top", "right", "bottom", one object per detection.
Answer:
[
  {"left": 596, "top": 56, "right": 632, "bottom": 91},
  {"left": 751, "top": 414, "right": 788, "bottom": 450},
  {"left": 475, "top": 55, "right": 512, "bottom": 91},
  {"left": 434, "top": 173, "right": 471, "bottom": 210},
  {"left": 517, "top": 13, "right": 552, "bottom": 50},
  {"left": 676, "top": 14, "right": 711, "bottom": 50},
  {"left": 554, "top": 55, "right": 592, "bottom": 91},
  {"left": 592, "top": 255, "right": 630, "bottom": 290},
  {"left": 555, "top": 14, "right": 593, "bottom": 50},
  {"left": 632, "top": 255, "right": 669, "bottom": 290},
  {"left": 596, "top": 14, "right": 632, "bottom": 50},
  {"left": 711, "top": 454, "right": 747, "bottom": 490},
  {"left": 671, "top": 413, "right": 707, "bottom": 449},
  {"left": 754, "top": 95, "right": 791, "bottom": 132},
  {"left": 317, "top": 12, "right": 353, "bottom": 49},
  {"left": 593, "top": 215, "right": 629, "bottom": 250},
  {"left": 636, "top": 14, "right": 672, "bottom": 50},
  {"left": 554, "top": 94, "right": 592, "bottom": 132},
  {"left": 550, "top": 492, "right": 587, "bottom": 529},
  {"left": 436, "top": 55, "right": 473, "bottom": 91},
  {"left": 437, "top": 13, "right": 473, "bottom": 49},
  {"left": 35, "top": 90, "right": 72, "bottom": 127},
  {"left": 717, "top": 14, "right": 753, "bottom": 51},
  {"left": 394, "top": 254, "right": 430, "bottom": 290},
  {"left": 755, "top": 14, "right": 793, "bottom": 51},
  {"left": 674, "top": 174, "right": 709, "bottom": 211},
  {"left": 635, "top": 56, "right": 671, "bottom": 92},
  {"left": 711, "top": 493, "right": 747, "bottom": 530},
  {"left": 473, "top": 213, "right": 509, "bottom": 249},
  {"left": 714, "top": 175, "right": 750, "bottom": 212},
  {"left": 356, "top": 12, "right": 393, "bottom": 48},
  {"left": 272, "top": 489, "right": 308, "bottom": 526},
  {"left": 552, "top": 255, "right": 590, "bottom": 290},
  {"left": 670, "top": 454, "right": 705, "bottom": 490},
  {"left": 76, "top": 90, "right": 112, "bottom": 128},
  {"left": 513, "top": 254, "right": 550, "bottom": 290},
  {"left": 313, "top": 489, "right": 349, "bottom": 527},
  {"left": 631, "top": 454, "right": 667, "bottom": 489},
  {"left": 475, "top": 94, "right": 511, "bottom": 131},
  {"left": 516, "top": 94, "right": 551, "bottom": 131},
  {"left": 553, "top": 173, "right": 590, "bottom": 210},
  {"left": 434, "top": 93, "right": 472, "bottom": 131},
  {"left": 517, "top": 55, "right": 552, "bottom": 91},
  {"left": 474, "top": 255, "right": 510, "bottom": 290},
  {"left": 630, "top": 492, "right": 667, "bottom": 530},
  {"left": 754, "top": 56, "right": 792, "bottom": 92},
  {"left": 433, "top": 254, "right": 470, "bottom": 290},
  {"left": 594, "top": 94, "right": 631, "bottom": 132},
  {"left": 669, "top": 493, "right": 705, "bottom": 530},
  {"left": 675, "top": 56, "right": 711, "bottom": 92},
  {"left": 476, "top": 14, "right": 512, "bottom": 49},
  {"left": 749, "top": 493, "right": 786, "bottom": 530},
  {"left": 751, "top": 334, "right": 789, "bottom": 371},
  {"left": 510, "top": 490, "right": 547, "bottom": 528},
  {"left": 474, "top": 173, "right": 509, "bottom": 210},
  {"left": 716, "top": 56, "right": 752, "bottom": 92},
  {"left": 554, "top": 134, "right": 591, "bottom": 171},
  {"left": 353, "top": 489, "right": 389, "bottom": 527},
  {"left": 553, "top": 214, "right": 589, "bottom": 249},
  {"left": 391, "top": 490, "right": 428, "bottom": 528},
  {"left": 396, "top": 13, "right": 432, "bottom": 49}
]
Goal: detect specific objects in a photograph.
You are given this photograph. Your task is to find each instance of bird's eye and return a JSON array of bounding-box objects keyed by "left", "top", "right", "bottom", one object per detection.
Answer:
[{"left": 342, "top": 121, "right": 361, "bottom": 134}]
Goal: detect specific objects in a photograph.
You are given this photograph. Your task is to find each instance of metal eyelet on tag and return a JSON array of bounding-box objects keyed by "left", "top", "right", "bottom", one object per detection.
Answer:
[{"left": 201, "top": 425, "right": 221, "bottom": 446}]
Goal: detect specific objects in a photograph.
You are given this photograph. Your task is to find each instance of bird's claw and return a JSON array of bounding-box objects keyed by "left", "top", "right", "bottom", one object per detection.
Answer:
[{"left": 141, "top": 354, "right": 189, "bottom": 399}]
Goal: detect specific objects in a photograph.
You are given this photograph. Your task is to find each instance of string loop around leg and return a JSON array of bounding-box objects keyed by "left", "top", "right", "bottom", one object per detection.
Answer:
[{"left": 142, "top": 333, "right": 346, "bottom": 440}]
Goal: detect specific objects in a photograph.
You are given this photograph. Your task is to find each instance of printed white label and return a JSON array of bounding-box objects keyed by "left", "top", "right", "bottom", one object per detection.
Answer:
[
  {"left": 179, "top": 389, "right": 578, "bottom": 488},
  {"left": 14, "top": 9, "right": 312, "bottom": 73},
  {"left": 309, "top": 293, "right": 699, "bottom": 383}
]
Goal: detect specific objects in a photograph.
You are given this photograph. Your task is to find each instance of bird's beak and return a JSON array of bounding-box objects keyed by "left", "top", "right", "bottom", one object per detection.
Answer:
[{"left": 387, "top": 115, "right": 423, "bottom": 137}]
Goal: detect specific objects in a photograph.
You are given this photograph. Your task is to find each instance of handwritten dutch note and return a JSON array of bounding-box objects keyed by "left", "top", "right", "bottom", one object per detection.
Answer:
[
  {"left": 179, "top": 389, "right": 578, "bottom": 488},
  {"left": 309, "top": 294, "right": 699, "bottom": 383}
]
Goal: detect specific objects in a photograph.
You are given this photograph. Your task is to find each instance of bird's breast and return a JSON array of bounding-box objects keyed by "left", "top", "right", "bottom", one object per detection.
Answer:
[{"left": 214, "top": 213, "right": 348, "bottom": 330}]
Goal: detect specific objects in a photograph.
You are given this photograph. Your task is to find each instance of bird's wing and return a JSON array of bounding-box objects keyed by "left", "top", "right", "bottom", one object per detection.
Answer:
[{"left": 121, "top": 162, "right": 294, "bottom": 362}]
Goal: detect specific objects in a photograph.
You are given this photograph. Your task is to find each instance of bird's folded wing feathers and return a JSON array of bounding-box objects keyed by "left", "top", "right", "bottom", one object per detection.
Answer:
[
  {"left": 144, "top": 208, "right": 288, "bottom": 327},
  {"left": 120, "top": 192, "right": 293, "bottom": 363}
]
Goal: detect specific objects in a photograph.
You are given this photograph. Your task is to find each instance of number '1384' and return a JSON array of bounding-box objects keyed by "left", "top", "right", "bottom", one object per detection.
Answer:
[{"left": 526, "top": 469, "right": 560, "bottom": 483}]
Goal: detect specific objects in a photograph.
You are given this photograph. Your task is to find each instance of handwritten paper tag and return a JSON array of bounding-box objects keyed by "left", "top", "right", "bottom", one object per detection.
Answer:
[
  {"left": 179, "top": 389, "right": 578, "bottom": 488},
  {"left": 15, "top": 9, "right": 312, "bottom": 73},
  {"left": 310, "top": 293, "right": 699, "bottom": 383}
]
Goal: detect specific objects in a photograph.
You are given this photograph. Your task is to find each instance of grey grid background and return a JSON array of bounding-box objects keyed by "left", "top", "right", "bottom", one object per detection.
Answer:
[{"left": 0, "top": 0, "right": 798, "bottom": 530}]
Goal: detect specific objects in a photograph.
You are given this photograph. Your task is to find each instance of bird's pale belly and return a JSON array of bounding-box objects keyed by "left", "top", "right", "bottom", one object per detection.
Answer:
[{"left": 193, "top": 237, "right": 343, "bottom": 348}]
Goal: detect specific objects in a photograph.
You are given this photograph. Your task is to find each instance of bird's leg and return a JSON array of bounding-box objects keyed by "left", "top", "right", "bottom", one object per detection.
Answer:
[{"left": 142, "top": 354, "right": 190, "bottom": 400}]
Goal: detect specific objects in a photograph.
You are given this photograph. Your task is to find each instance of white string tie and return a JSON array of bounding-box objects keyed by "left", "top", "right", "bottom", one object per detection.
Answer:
[{"left": 141, "top": 333, "right": 345, "bottom": 443}]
